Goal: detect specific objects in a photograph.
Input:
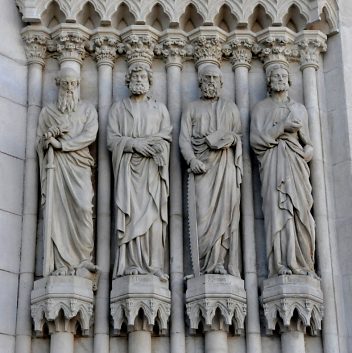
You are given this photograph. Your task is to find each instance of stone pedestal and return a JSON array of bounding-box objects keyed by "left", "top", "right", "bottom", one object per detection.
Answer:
[
  {"left": 110, "top": 275, "right": 171, "bottom": 335},
  {"left": 186, "top": 274, "right": 247, "bottom": 334},
  {"left": 262, "top": 275, "right": 324, "bottom": 335},
  {"left": 31, "top": 276, "right": 94, "bottom": 353}
]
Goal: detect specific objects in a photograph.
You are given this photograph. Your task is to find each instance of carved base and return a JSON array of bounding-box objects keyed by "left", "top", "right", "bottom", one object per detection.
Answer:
[
  {"left": 31, "top": 276, "right": 94, "bottom": 336},
  {"left": 110, "top": 275, "right": 171, "bottom": 335},
  {"left": 186, "top": 274, "right": 247, "bottom": 334},
  {"left": 262, "top": 275, "right": 324, "bottom": 335}
]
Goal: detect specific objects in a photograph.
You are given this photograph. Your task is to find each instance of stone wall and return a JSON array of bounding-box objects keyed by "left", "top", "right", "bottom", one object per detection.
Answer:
[{"left": 0, "top": 1, "right": 27, "bottom": 353}]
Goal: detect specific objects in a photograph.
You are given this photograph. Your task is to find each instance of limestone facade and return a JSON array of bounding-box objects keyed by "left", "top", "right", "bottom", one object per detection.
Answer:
[{"left": 1, "top": 0, "right": 352, "bottom": 353}]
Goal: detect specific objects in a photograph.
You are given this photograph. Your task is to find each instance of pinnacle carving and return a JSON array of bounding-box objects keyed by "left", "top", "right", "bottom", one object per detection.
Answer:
[{"left": 22, "top": 29, "right": 49, "bottom": 66}]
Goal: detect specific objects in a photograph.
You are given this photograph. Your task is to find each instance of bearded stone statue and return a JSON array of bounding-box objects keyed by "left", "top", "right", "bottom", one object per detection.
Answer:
[
  {"left": 250, "top": 64, "right": 317, "bottom": 278},
  {"left": 36, "top": 68, "right": 98, "bottom": 277},
  {"left": 179, "top": 64, "right": 243, "bottom": 276},
  {"left": 107, "top": 62, "right": 172, "bottom": 281}
]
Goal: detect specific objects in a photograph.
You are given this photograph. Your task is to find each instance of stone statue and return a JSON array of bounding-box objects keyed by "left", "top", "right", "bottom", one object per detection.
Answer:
[
  {"left": 36, "top": 67, "right": 99, "bottom": 278},
  {"left": 250, "top": 63, "right": 317, "bottom": 278},
  {"left": 107, "top": 62, "right": 172, "bottom": 281},
  {"left": 179, "top": 64, "right": 243, "bottom": 276}
]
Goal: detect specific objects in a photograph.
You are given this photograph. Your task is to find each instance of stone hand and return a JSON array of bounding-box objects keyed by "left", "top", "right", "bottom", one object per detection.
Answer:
[
  {"left": 134, "top": 139, "right": 156, "bottom": 157},
  {"left": 303, "top": 144, "right": 313, "bottom": 162},
  {"left": 284, "top": 115, "right": 302, "bottom": 133},
  {"left": 153, "top": 153, "right": 166, "bottom": 166},
  {"left": 45, "top": 137, "right": 62, "bottom": 150},
  {"left": 190, "top": 158, "right": 207, "bottom": 174},
  {"left": 45, "top": 126, "right": 68, "bottom": 139}
]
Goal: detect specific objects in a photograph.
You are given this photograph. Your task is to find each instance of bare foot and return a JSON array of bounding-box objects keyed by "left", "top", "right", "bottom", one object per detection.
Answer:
[
  {"left": 278, "top": 267, "right": 292, "bottom": 276},
  {"left": 154, "top": 270, "right": 169, "bottom": 282},
  {"left": 214, "top": 264, "right": 227, "bottom": 275},
  {"left": 125, "top": 267, "right": 139, "bottom": 275}
]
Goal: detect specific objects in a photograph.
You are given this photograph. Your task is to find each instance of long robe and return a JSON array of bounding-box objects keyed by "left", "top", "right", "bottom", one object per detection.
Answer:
[
  {"left": 250, "top": 97, "right": 315, "bottom": 277},
  {"left": 107, "top": 97, "right": 172, "bottom": 278},
  {"left": 179, "top": 98, "right": 243, "bottom": 275},
  {"left": 36, "top": 102, "right": 98, "bottom": 274}
]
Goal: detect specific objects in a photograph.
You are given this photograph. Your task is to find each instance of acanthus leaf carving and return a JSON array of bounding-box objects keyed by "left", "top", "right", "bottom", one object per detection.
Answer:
[
  {"left": 92, "top": 33, "right": 119, "bottom": 67},
  {"left": 192, "top": 34, "right": 225, "bottom": 68},
  {"left": 297, "top": 33, "right": 327, "bottom": 70},
  {"left": 22, "top": 28, "right": 50, "bottom": 65}
]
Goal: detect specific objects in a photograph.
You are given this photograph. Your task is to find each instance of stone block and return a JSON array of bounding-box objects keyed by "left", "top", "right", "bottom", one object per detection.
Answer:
[
  {"left": 186, "top": 274, "right": 247, "bottom": 334},
  {"left": 0, "top": 0, "right": 26, "bottom": 62},
  {"left": 110, "top": 275, "right": 171, "bottom": 335},
  {"left": 261, "top": 275, "right": 324, "bottom": 335},
  {"left": 0, "top": 210, "right": 21, "bottom": 273},
  {"left": 0, "top": 97, "right": 27, "bottom": 159},
  {"left": 0, "top": 271, "right": 19, "bottom": 335},
  {"left": 0, "top": 55, "right": 27, "bottom": 105},
  {"left": 0, "top": 152, "right": 24, "bottom": 215},
  {"left": 0, "top": 334, "right": 15, "bottom": 353},
  {"left": 31, "top": 276, "right": 94, "bottom": 336}
]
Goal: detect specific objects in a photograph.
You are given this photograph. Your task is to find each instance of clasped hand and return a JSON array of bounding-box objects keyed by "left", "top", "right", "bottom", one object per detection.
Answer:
[
  {"left": 134, "top": 138, "right": 166, "bottom": 166},
  {"left": 190, "top": 158, "right": 207, "bottom": 174},
  {"left": 283, "top": 114, "right": 302, "bottom": 133}
]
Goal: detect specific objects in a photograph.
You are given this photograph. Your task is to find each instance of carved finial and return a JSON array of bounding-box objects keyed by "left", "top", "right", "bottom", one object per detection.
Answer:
[
  {"left": 296, "top": 31, "right": 327, "bottom": 70},
  {"left": 22, "top": 27, "right": 50, "bottom": 66}
]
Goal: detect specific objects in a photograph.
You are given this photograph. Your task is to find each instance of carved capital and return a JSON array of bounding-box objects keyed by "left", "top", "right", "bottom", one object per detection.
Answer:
[
  {"left": 156, "top": 33, "right": 187, "bottom": 69},
  {"left": 31, "top": 277, "right": 94, "bottom": 337},
  {"left": 22, "top": 27, "right": 50, "bottom": 66},
  {"left": 253, "top": 28, "right": 298, "bottom": 69},
  {"left": 297, "top": 32, "right": 327, "bottom": 71},
  {"left": 262, "top": 275, "right": 324, "bottom": 336},
  {"left": 92, "top": 32, "right": 119, "bottom": 67},
  {"left": 224, "top": 35, "right": 255, "bottom": 70},
  {"left": 110, "top": 275, "right": 171, "bottom": 335},
  {"left": 186, "top": 275, "right": 247, "bottom": 334},
  {"left": 120, "top": 28, "right": 159, "bottom": 67},
  {"left": 51, "top": 27, "right": 90, "bottom": 66},
  {"left": 189, "top": 29, "right": 227, "bottom": 68}
]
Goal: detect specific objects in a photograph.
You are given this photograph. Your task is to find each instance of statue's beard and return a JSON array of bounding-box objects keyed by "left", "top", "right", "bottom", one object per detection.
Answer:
[
  {"left": 201, "top": 83, "right": 219, "bottom": 99},
  {"left": 57, "top": 90, "right": 79, "bottom": 114},
  {"left": 129, "top": 82, "right": 149, "bottom": 95},
  {"left": 270, "top": 81, "right": 289, "bottom": 93}
]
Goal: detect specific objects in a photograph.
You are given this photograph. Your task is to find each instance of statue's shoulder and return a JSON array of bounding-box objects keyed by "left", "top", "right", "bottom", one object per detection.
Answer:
[
  {"left": 219, "top": 97, "right": 239, "bottom": 110},
  {"left": 290, "top": 99, "right": 307, "bottom": 113},
  {"left": 79, "top": 100, "right": 97, "bottom": 112}
]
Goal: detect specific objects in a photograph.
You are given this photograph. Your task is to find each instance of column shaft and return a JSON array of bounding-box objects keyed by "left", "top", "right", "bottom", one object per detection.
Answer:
[
  {"left": 94, "top": 62, "right": 113, "bottom": 353},
  {"left": 60, "top": 60, "right": 81, "bottom": 74},
  {"left": 281, "top": 331, "right": 305, "bottom": 353},
  {"left": 50, "top": 332, "right": 74, "bottom": 353},
  {"left": 15, "top": 62, "right": 43, "bottom": 353},
  {"left": 234, "top": 65, "right": 262, "bottom": 353},
  {"left": 166, "top": 63, "right": 186, "bottom": 353},
  {"left": 204, "top": 330, "right": 228, "bottom": 353},
  {"left": 302, "top": 66, "right": 339, "bottom": 353},
  {"left": 128, "top": 331, "right": 152, "bottom": 353}
]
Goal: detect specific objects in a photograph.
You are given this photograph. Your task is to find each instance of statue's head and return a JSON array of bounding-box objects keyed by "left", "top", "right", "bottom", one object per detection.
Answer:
[
  {"left": 266, "top": 64, "right": 291, "bottom": 95},
  {"left": 125, "top": 62, "right": 153, "bottom": 96},
  {"left": 55, "top": 67, "right": 80, "bottom": 113},
  {"left": 198, "top": 64, "right": 223, "bottom": 99}
]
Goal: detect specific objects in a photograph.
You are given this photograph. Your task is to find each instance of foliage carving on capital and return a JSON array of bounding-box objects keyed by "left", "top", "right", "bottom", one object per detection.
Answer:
[
  {"left": 223, "top": 38, "right": 254, "bottom": 69},
  {"left": 52, "top": 31, "right": 88, "bottom": 65},
  {"left": 92, "top": 34, "right": 118, "bottom": 66},
  {"left": 120, "top": 34, "right": 157, "bottom": 67},
  {"left": 192, "top": 35, "right": 224, "bottom": 68},
  {"left": 297, "top": 37, "right": 327, "bottom": 70},
  {"left": 155, "top": 37, "right": 187, "bottom": 67},
  {"left": 253, "top": 36, "right": 299, "bottom": 68},
  {"left": 22, "top": 31, "right": 49, "bottom": 65}
]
